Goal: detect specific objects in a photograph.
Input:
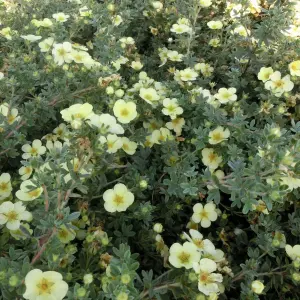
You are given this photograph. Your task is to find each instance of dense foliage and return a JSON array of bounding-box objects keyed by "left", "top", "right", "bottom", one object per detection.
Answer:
[{"left": 0, "top": 0, "right": 300, "bottom": 299}]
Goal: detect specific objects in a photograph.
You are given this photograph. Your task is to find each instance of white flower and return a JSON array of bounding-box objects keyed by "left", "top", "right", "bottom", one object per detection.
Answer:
[
  {"left": 16, "top": 180, "right": 43, "bottom": 201},
  {"left": 162, "top": 98, "right": 183, "bottom": 119},
  {"left": 257, "top": 67, "right": 274, "bottom": 82},
  {"left": 199, "top": 0, "right": 212, "bottom": 8},
  {"left": 251, "top": 280, "right": 264, "bottom": 294},
  {"left": 215, "top": 87, "right": 237, "bottom": 104},
  {"left": 0, "top": 173, "right": 12, "bottom": 200},
  {"left": 53, "top": 123, "right": 69, "bottom": 139},
  {"left": 21, "top": 35, "right": 42, "bottom": 42},
  {"left": 202, "top": 148, "right": 222, "bottom": 171},
  {"left": 193, "top": 258, "right": 223, "bottom": 295},
  {"left": 52, "top": 42, "right": 73, "bottom": 65},
  {"left": 280, "top": 176, "right": 300, "bottom": 190},
  {"left": 139, "top": 87, "right": 160, "bottom": 105},
  {"left": 152, "top": 1, "right": 163, "bottom": 10},
  {"left": 88, "top": 114, "right": 124, "bottom": 134},
  {"left": 53, "top": 12, "right": 70, "bottom": 23},
  {"left": 194, "top": 63, "right": 214, "bottom": 77},
  {"left": 60, "top": 103, "right": 94, "bottom": 129},
  {"left": 184, "top": 229, "right": 216, "bottom": 255},
  {"left": 167, "top": 50, "right": 183, "bottom": 62},
  {"left": 100, "top": 134, "right": 123, "bottom": 154},
  {"left": 0, "top": 201, "right": 32, "bottom": 230},
  {"left": 192, "top": 202, "right": 218, "bottom": 228},
  {"left": 285, "top": 244, "right": 300, "bottom": 261},
  {"left": 179, "top": 68, "right": 198, "bottom": 81},
  {"left": 0, "top": 102, "right": 20, "bottom": 124},
  {"left": 79, "top": 6, "right": 92, "bottom": 17},
  {"left": 208, "top": 126, "right": 230, "bottom": 144},
  {"left": 112, "top": 15, "right": 123, "bottom": 26},
  {"left": 131, "top": 61, "right": 143, "bottom": 70},
  {"left": 264, "top": 71, "right": 294, "bottom": 97},
  {"left": 233, "top": 25, "right": 250, "bottom": 37},
  {"left": 121, "top": 137, "right": 137, "bottom": 155},
  {"left": 71, "top": 50, "right": 92, "bottom": 64},
  {"left": 40, "top": 18, "right": 53, "bottom": 27},
  {"left": 22, "top": 139, "right": 46, "bottom": 159},
  {"left": 38, "top": 37, "right": 55, "bottom": 52},
  {"left": 289, "top": 61, "right": 300, "bottom": 76},
  {"left": 150, "top": 127, "right": 172, "bottom": 144},
  {"left": 23, "top": 269, "right": 68, "bottom": 300},
  {"left": 19, "top": 166, "right": 33, "bottom": 181},
  {"left": 166, "top": 118, "right": 185, "bottom": 136},
  {"left": 83, "top": 274, "right": 93, "bottom": 285},
  {"left": 207, "top": 21, "right": 223, "bottom": 29},
  {"left": 113, "top": 100, "right": 137, "bottom": 124},
  {"left": 169, "top": 242, "right": 200, "bottom": 269},
  {"left": 170, "top": 23, "right": 191, "bottom": 34},
  {"left": 153, "top": 223, "right": 163, "bottom": 233},
  {"left": 103, "top": 183, "right": 134, "bottom": 212}
]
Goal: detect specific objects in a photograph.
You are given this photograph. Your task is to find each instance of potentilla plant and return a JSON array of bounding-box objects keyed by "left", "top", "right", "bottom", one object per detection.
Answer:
[{"left": 0, "top": 0, "right": 300, "bottom": 299}]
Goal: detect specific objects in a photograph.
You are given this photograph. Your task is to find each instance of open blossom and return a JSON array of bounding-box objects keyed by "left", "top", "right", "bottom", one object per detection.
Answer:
[
  {"left": 178, "top": 68, "right": 198, "bottom": 81},
  {"left": 166, "top": 118, "right": 185, "bottom": 136},
  {"left": 170, "top": 23, "right": 191, "bottom": 34},
  {"left": 139, "top": 87, "right": 160, "bottom": 105},
  {"left": 150, "top": 127, "right": 172, "bottom": 144},
  {"left": 131, "top": 61, "right": 143, "bottom": 70},
  {"left": 19, "top": 166, "right": 33, "bottom": 181},
  {"left": 162, "top": 98, "right": 183, "bottom": 119},
  {"left": 192, "top": 202, "right": 218, "bottom": 228},
  {"left": 289, "top": 60, "right": 300, "bottom": 76},
  {"left": 60, "top": 103, "right": 94, "bottom": 129},
  {"left": 21, "top": 35, "right": 42, "bottom": 42},
  {"left": 207, "top": 20, "right": 223, "bottom": 29},
  {"left": 0, "top": 173, "right": 12, "bottom": 200},
  {"left": 88, "top": 114, "right": 124, "bottom": 134},
  {"left": 38, "top": 37, "right": 55, "bottom": 52},
  {"left": 23, "top": 269, "right": 68, "bottom": 300},
  {"left": 202, "top": 148, "right": 222, "bottom": 170},
  {"left": 280, "top": 175, "right": 300, "bottom": 190},
  {"left": 169, "top": 242, "right": 200, "bottom": 269},
  {"left": 53, "top": 12, "right": 70, "bottom": 22},
  {"left": 79, "top": 6, "right": 92, "bottom": 17},
  {"left": 16, "top": 180, "right": 43, "bottom": 201},
  {"left": 257, "top": 67, "right": 274, "bottom": 82},
  {"left": 251, "top": 280, "right": 264, "bottom": 294},
  {"left": 0, "top": 201, "right": 32, "bottom": 230},
  {"left": 22, "top": 139, "right": 46, "bottom": 159},
  {"left": 285, "top": 244, "right": 300, "bottom": 261},
  {"left": 215, "top": 87, "right": 237, "bottom": 104},
  {"left": 103, "top": 183, "right": 134, "bottom": 213},
  {"left": 194, "top": 63, "right": 214, "bottom": 77},
  {"left": 184, "top": 229, "right": 216, "bottom": 255},
  {"left": 100, "top": 134, "right": 123, "bottom": 153},
  {"left": 264, "top": 71, "right": 294, "bottom": 97},
  {"left": 113, "top": 100, "right": 137, "bottom": 124},
  {"left": 193, "top": 258, "right": 223, "bottom": 295},
  {"left": 121, "top": 137, "right": 137, "bottom": 155},
  {"left": 112, "top": 15, "right": 123, "bottom": 26},
  {"left": 208, "top": 126, "right": 230, "bottom": 144},
  {"left": 57, "top": 224, "right": 76, "bottom": 244},
  {"left": 0, "top": 102, "right": 20, "bottom": 124},
  {"left": 199, "top": 0, "right": 212, "bottom": 7},
  {"left": 52, "top": 42, "right": 73, "bottom": 65}
]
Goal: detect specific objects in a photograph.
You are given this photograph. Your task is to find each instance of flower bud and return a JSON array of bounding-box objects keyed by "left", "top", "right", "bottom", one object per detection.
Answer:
[
  {"left": 188, "top": 272, "right": 198, "bottom": 282},
  {"left": 107, "top": 4, "right": 115, "bottom": 11},
  {"left": 152, "top": 1, "right": 163, "bottom": 10},
  {"left": 270, "top": 127, "right": 281, "bottom": 138},
  {"left": 76, "top": 287, "right": 86, "bottom": 297},
  {"left": 115, "top": 89, "right": 125, "bottom": 98},
  {"left": 83, "top": 273, "right": 93, "bottom": 285},
  {"left": 65, "top": 273, "right": 73, "bottom": 281},
  {"left": 9, "top": 275, "right": 19, "bottom": 287},
  {"left": 272, "top": 239, "right": 280, "bottom": 247},
  {"left": 116, "top": 292, "right": 128, "bottom": 300},
  {"left": 106, "top": 86, "right": 114, "bottom": 95},
  {"left": 251, "top": 280, "right": 264, "bottom": 294},
  {"left": 292, "top": 272, "right": 300, "bottom": 281},
  {"left": 139, "top": 180, "right": 148, "bottom": 189},
  {"left": 293, "top": 260, "right": 300, "bottom": 269},
  {"left": 121, "top": 273, "right": 131, "bottom": 284},
  {"left": 153, "top": 223, "right": 163, "bottom": 233}
]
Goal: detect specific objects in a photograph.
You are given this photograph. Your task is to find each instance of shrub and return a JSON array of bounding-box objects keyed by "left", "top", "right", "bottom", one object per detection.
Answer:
[{"left": 0, "top": 0, "right": 300, "bottom": 299}]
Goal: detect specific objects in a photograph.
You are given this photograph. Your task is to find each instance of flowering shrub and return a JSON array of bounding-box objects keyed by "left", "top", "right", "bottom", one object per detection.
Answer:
[{"left": 0, "top": 0, "right": 300, "bottom": 299}]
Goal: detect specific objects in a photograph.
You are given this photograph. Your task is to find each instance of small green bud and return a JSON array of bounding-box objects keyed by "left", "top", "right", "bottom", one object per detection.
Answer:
[
  {"left": 82, "top": 215, "right": 88, "bottom": 222},
  {"left": 292, "top": 272, "right": 300, "bottom": 281},
  {"left": 0, "top": 271, "right": 5, "bottom": 280},
  {"left": 106, "top": 86, "right": 114, "bottom": 95},
  {"left": 121, "top": 273, "right": 131, "bottom": 284},
  {"left": 293, "top": 260, "right": 300, "bottom": 269},
  {"left": 115, "top": 89, "right": 125, "bottom": 98},
  {"left": 272, "top": 239, "right": 280, "bottom": 247},
  {"left": 9, "top": 275, "right": 19, "bottom": 287},
  {"left": 52, "top": 254, "right": 59, "bottom": 262},
  {"left": 65, "top": 272, "right": 73, "bottom": 281},
  {"left": 222, "top": 213, "right": 228, "bottom": 220},
  {"left": 139, "top": 180, "right": 148, "bottom": 189},
  {"left": 153, "top": 223, "right": 163, "bottom": 233},
  {"left": 86, "top": 234, "right": 94, "bottom": 243},
  {"left": 77, "top": 287, "right": 87, "bottom": 297},
  {"left": 188, "top": 272, "right": 198, "bottom": 282},
  {"left": 76, "top": 229, "right": 87, "bottom": 240},
  {"left": 116, "top": 292, "right": 128, "bottom": 300},
  {"left": 101, "top": 237, "right": 109, "bottom": 245}
]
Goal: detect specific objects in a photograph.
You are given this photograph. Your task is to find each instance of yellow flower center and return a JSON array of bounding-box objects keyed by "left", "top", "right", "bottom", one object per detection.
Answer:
[
  {"left": 212, "top": 132, "right": 222, "bottom": 142},
  {"left": 58, "top": 48, "right": 66, "bottom": 56},
  {"left": 113, "top": 194, "right": 124, "bottom": 205},
  {"left": 123, "top": 143, "right": 129, "bottom": 150},
  {"left": 37, "top": 278, "right": 55, "bottom": 295},
  {"left": 222, "top": 92, "right": 231, "bottom": 99},
  {"left": 30, "top": 148, "right": 38, "bottom": 155},
  {"left": 291, "top": 64, "right": 298, "bottom": 71},
  {"left": 200, "top": 210, "right": 208, "bottom": 219},
  {"left": 25, "top": 167, "right": 32, "bottom": 174},
  {"left": 73, "top": 113, "right": 83, "bottom": 119},
  {"left": 120, "top": 108, "right": 129, "bottom": 117},
  {"left": 7, "top": 114, "right": 15, "bottom": 124},
  {"left": 178, "top": 251, "right": 190, "bottom": 263},
  {"left": 143, "top": 94, "right": 153, "bottom": 101},
  {"left": 199, "top": 272, "right": 211, "bottom": 284},
  {"left": 59, "top": 229, "right": 69, "bottom": 239},
  {"left": 6, "top": 211, "right": 18, "bottom": 221},
  {"left": 28, "top": 188, "right": 40, "bottom": 198},
  {"left": 193, "top": 238, "right": 204, "bottom": 248},
  {"left": 0, "top": 182, "right": 9, "bottom": 191},
  {"left": 274, "top": 80, "right": 284, "bottom": 88},
  {"left": 208, "top": 152, "right": 217, "bottom": 162}
]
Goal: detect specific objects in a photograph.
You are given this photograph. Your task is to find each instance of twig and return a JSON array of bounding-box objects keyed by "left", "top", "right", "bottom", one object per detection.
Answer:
[
  {"left": 139, "top": 282, "right": 182, "bottom": 299},
  {"left": 42, "top": 184, "right": 49, "bottom": 212}
]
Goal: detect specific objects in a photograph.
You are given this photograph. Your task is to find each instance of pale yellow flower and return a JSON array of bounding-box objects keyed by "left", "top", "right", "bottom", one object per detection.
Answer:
[
  {"left": 121, "top": 137, "right": 137, "bottom": 155},
  {"left": 113, "top": 100, "right": 137, "bottom": 124},
  {"left": 16, "top": 180, "right": 43, "bottom": 202},
  {"left": 22, "top": 139, "right": 46, "bottom": 159},
  {"left": 257, "top": 67, "right": 274, "bottom": 82},
  {"left": 289, "top": 60, "right": 300, "bottom": 76},
  {"left": 192, "top": 202, "right": 218, "bottom": 228},
  {"left": 139, "top": 87, "right": 160, "bottom": 105},
  {"left": 0, "top": 173, "right": 12, "bottom": 200},
  {"left": 251, "top": 280, "right": 264, "bottom": 295},
  {"left": 207, "top": 21, "right": 223, "bottom": 29},
  {"left": 202, "top": 148, "right": 222, "bottom": 170},
  {"left": 208, "top": 126, "right": 230, "bottom": 144}
]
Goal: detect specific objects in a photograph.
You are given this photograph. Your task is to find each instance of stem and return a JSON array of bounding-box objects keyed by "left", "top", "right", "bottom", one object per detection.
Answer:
[
  {"left": 42, "top": 184, "right": 49, "bottom": 212},
  {"left": 186, "top": 2, "right": 201, "bottom": 57},
  {"left": 139, "top": 282, "right": 182, "bottom": 299}
]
